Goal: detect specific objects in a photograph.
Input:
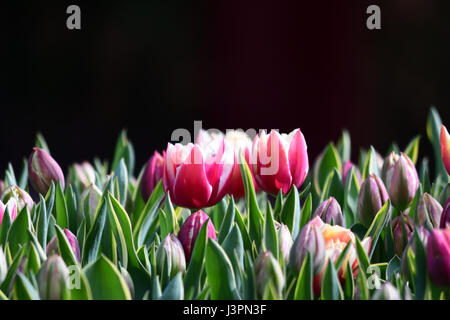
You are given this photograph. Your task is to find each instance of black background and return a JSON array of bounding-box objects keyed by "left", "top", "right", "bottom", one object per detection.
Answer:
[{"left": 1, "top": 1, "right": 449, "bottom": 176}]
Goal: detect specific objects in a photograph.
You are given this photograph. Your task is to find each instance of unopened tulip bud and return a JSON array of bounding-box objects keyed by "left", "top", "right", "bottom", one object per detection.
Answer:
[
  {"left": 441, "top": 125, "right": 450, "bottom": 176},
  {"left": 417, "top": 193, "right": 442, "bottom": 229},
  {"left": 120, "top": 266, "right": 135, "bottom": 299},
  {"left": 0, "top": 181, "right": 4, "bottom": 196},
  {"left": 156, "top": 233, "right": 186, "bottom": 278},
  {"left": 275, "top": 223, "right": 293, "bottom": 264},
  {"left": 313, "top": 197, "right": 344, "bottom": 226},
  {"left": 441, "top": 198, "right": 450, "bottom": 229},
  {"left": 427, "top": 229, "right": 450, "bottom": 287},
  {"left": 385, "top": 153, "right": 419, "bottom": 211},
  {"left": 78, "top": 184, "right": 102, "bottom": 225},
  {"left": 342, "top": 161, "right": 362, "bottom": 185},
  {"left": 28, "top": 147, "right": 65, "bottom": 194},
  {"left": 401, "top": 227, "right": 429, "bottom": 282},
  {"left": 357, "top": 174, "right": 389, "bottom": 228},
  {"left": 140, "top": 151, "right": 164, "bottom": 202},
  {"left": 46, "top": 229, "right": 81, "bottom": 263},
  {"left": 371, "top": 282, "right": 401, "bottom": 300},
  {"left": 391, "top": 214, "right": 414, "bottom": 257},
  {"left": 38, "top": 255, "right": 70, "bottom": 300},
  {"left": 0, "top": 198, "right": 18, "bottom": 225},
  {"left": 178, "top": 210, "right": 217, "bottom": 262},
  {"left": 1, "top": 186, "right": 34, "bottom": 212},
  {"left": 0, "top": 247, "right": 6, "bottom": 283},
  {"left": 381, "top": 151, "right": 399, "bottom": 186},
  {"left": 289, "top": 218, "right": 325, "bottom": 275},
  {"left": 73, "top": 162, "right": 96, "bottom": 189},
  {"left": 254, "top": 251, "right": 285, "bottom": 299}
]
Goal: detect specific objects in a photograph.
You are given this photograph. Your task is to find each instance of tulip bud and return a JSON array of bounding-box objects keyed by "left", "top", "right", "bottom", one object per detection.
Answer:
[
  {"left": 441, "top": 124, "right": 450, "bottom": 176},
  {"left": 371, "top": 282, "right": 401, "bottom": 300},
  {"left": 178, "top": 210, "right": 217, "bottom": 262},
  {"left": 1, "top": 186, "right": 34, "bottom": 212},
  {"left": 140, "top": 151, "right": 164, "bottom": 202},
  {"left": 0, "top": 247, "right": 7, "bottom": 284},
  {"left": 38, "top": 255, "right": 70, "bottom": 300},
  {"left": 120, "top": 266, "right": 135, "bottom": 299},
  {"left": 254, "top": 251, "right": 285, "bottom": 299},
  {"left": 313, "top": 197, "right": 344, "bottom": 226},
  {"left": 46, "top": 229, "right": 81, "bottom": 263},
  {"left": 391, "top": 214, "right": 414, "bottom": 257},
  {"left": 0, "top": 198, "right": 18, "bottom": 225},
  {"left": 381, "top": 151, "right": 399, "bottom": 186},
  {"left": 441, "top": 198, "right": 450, "bottom": 229},
  {"left": 401, "top": 227, "right": 429, "bottom": 282},
  {"left": 156, "top": 233, "right": 186, "bottom": 278},
  {"left": 73, "top": 162, "right": 96, "bottom": 189},
  {"left": 289, "top": 218, "right": 325, "bottom": 275},
  {"left": 275, "top": 223, "right": 293, "bottom": 264},
  {"left": 385, "top": 153, "right": 419, "bottom": 211},
  {"left": 0, "top": 180, "right": 4, "bottom": 196},
  {"left": 427, "top": 229, "right": 450, "bottom": 287},
  {"left": 357, "top": 174, "right": 389, "bottom": 228},
  {"left": 342, "top": 161, "right": 362, "bottom": 185},
  {"left": 28, "top": 147, "right": 65, "bottom": 194},
  {"left": 78, "top": 184, "right": 102, "bottom": 225},
  {"left": 417, "top": 193, "right": 443, "bottom": 229}
]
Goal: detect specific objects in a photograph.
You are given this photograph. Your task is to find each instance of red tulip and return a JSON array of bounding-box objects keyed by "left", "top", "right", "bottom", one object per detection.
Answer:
[
  {"left": 441, "top": 125, "right": 450, "bottom": 176},
  {"left": 252, "top": 129, "right": 309, "bottom": 195},
  {"left": 140, "top": 151, "right": 164, "bottom": 202}
]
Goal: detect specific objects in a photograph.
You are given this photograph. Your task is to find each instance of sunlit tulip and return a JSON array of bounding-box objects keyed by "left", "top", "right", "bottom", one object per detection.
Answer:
[
  {"left": 357, "top": 174, "right": 389, "bottom": 228},
  {"left": 313, "top": 197, "right": 344, "bottom": 226}
]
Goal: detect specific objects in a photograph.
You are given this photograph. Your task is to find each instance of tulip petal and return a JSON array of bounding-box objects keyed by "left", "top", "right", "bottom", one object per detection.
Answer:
[
  {"left": 288, "top": 129, "right": 309, "bottom": 189},
  {"left": 441, "top": 125, "right": 450, "bottom": 176}
]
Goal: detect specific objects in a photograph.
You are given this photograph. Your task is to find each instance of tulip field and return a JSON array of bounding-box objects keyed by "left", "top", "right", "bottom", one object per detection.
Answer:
[{"left": 0, "top": 107, "right": 449, "bottom": 300}]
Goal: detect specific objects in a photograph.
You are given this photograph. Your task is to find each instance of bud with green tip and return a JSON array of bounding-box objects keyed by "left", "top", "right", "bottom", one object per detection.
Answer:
[
  {"left": 391, "top": 214, "right": 414, "bottom": 257},
  {"left": 37, "top": 255, "right": 70, "bottom": 300},
  {"left": 357, "top": 174, "right": 389, "bottom": 228},
  {"left": 371, "top": 282, "right": 401, "bottom": 300},
  {"left": 1, "top": 185, "right": 34, "bottom": 212},
  {"left": 417, "top": 193, "right": 442, "bottom": 229},
  {"left": 275, "top": 223, "right": 293, "bottom": 264},
  {"left": 313, "top": 197, "right": 344, "bottom": 226},
  {"left": 289, "top": 217, "right": 325, "bottom": 275},
  {"left": 46, "top": 229, "right": 81, "bottom": 263},
  {"left": 73, "top": 162, "right": 96, "bottom": 189},
  {"left": 28, "top": 147, "right": 65, "bottom": 194},
  {"left": 401, "top": 227, "right": 429, "bottom": 282},
  {"left": 381, "top": 151, "right": 399, "bottom": 186},
  {"left": 156, "top": 234, "right": 186, "bottom": 278},
  {"left": 78, "top": 183, "right": 102, "bottom": 225},
  {"left": 254, "top": 251, "right": 285, "bottom": 299}
]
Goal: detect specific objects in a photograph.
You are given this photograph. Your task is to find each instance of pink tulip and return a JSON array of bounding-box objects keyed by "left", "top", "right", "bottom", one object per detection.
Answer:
[
  {"left": 252, "top": 129, "right": 309, "bottom": 195},
  {"left": 427, "top": 229, "right": 450, "bottom": 287},
  {"left": 0, "top": 199, "right": 18, "bottom": 225},
  {"left": 163, "top": 133, "right": 233, "bottom": 209},
  {"left": 140, "top": 151, "right": 164, "bottom": 202},
  {"left": 441, "top": 125, "right": 450, "bottom": 176}
]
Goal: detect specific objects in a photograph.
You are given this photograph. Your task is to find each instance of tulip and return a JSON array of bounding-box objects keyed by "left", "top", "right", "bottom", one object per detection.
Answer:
[
  {"left": 252, "top": 129, "right": 309, "bottom": 195},
  {"left": 417, "top": 193, "right": 442, "bottom": 229},
  {"left": 427, "top": 229, "right": 450, "bottom": 287},
  {"left": 401, "top": 227, "right": 429, "bottom": 282},
  {"left": 254, "top": 251, "right": 285, "bottom": 299},
  {"left": 441, "top": 197, "right": 450, "bottom": 229},
  {"left": 391, "top": 214, "right": 414, "bottom": 257},
  {"left": 140, "top": 151, "right": 164, "bottom": 202},
  {"left": 220, "top": 130, "right": 260, "bottom": 199},
  {"left": 28, "top": 147, "right": 65, "bottom": 194},
  {"left": 0, "top": 180, "right": 4, "bottom": 196},
  {"left": 441, "top": 124, "right": 450, "bottom": 176},
  {"left": 371, "top": 283, "right": 401, "bottom": 300},
  {"left": 289, "top": 217, "right": 326, "bottom": 275},
  {"left": 381, "top": 151, "right": 399, "bottom": 186},
  {"left": 357, "top": 174, "right": 389, "bottom": 228},
  {"left": 313, "top": 197, "right": 344, "bottom": 226},
  {"left": 177, "top": 210, "right": 217, "bottom": 262},
  {"left": 1, "top": 186, "right": 33, "bottom": 212},
  {"left": 38, "top": 255, "right": 70, "bottom": 300},
  {"left": 46, "top": 229, "right": 81, "bottom": 263},
  {"left": 384, "top": 153, "right": 419, "bottom": 211},
  {"left": 163, "top": 134, "right": 233, "bottom": 209},
  {"left": 78, "top": 183, "right": 102, "bottom": 225},
  {"left": 342, "top": 161, "right": 362, "bottom": 185},
  {"left": 275, "top": 223, "right": 293, "bottom": 264},
  {"left": 73, "top": 161, "right": 96, "bottom": 188},
  {"left": 156, "top": 233, "right": 186, "bottom": 278},
  {"left": 0, "top": 198, "right": 18, "bottom": 225},
  {"left": 0, "top": 247, "right": 6, "bottom": 283}
]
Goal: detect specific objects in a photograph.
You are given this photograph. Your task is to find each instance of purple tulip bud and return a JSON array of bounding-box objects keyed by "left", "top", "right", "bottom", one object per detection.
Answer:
[
  {"left": 289, "top": 217, "right": 325, "bottom": 275},
  {"left": 1, "top": 186, "right": 34, "bottom": 212},
  {"left": 275, "top": 223, "right": 293, "bottom": 264},
  {"left": 140, "top": 151, "right": 164, "bottom": 202},
  {"left": 38, "top": 255, "right": 70, "bottom": 300},
  {"left": 401, "top": 227, "right": 429, "bottom": 282},
  {"left": 381, "top": 151, "right": 399, "bottom": 186},
  {"left": 178, "top": 210, "right": 217, "bottom": 262},
  {"left": 371, "top": 283, "right": 401, "bottom": 300},
  {"left": 28, "top": 147, "right": 65, "bottom": 194},
  {"left": 392, "top": 214, "right": 414, "bottom": 257},
  {"left": 46, "top": 229, "right": 81, "bottom": 263},
  {"left": 357, "top": 174, "right": 389, "bottom": 227},
  {"left": 73, "top": 162, "right": 96, "bottom": 188},
  {"left": 156, "top": 233, "right": 186, "bottom": 278},
  {"left": 78, "top": 184, "right": 102, "bottom": 225},
  {"left": 427, "top": 229, "right": 450, "bottom": 287},
  {"left": 441, "top": 198, "right": 450, "bottom": 229},
  {"left": 417, "top": 193, "right": 443, "bottom": 229},
  {"left": 313, "top": 197, "right": 344, "bottom": 226},
  {"left": 386, "top": 153, "right": 419, "bottom": 211},
  {"left": 254, "top": 251, "right": 285, "bottom": 299},
  {"left": 0, "top": 181, "right": 4, "bottom": 196},
  {"left": 342, "top": 161, "right": 362, "bottom": 185}
]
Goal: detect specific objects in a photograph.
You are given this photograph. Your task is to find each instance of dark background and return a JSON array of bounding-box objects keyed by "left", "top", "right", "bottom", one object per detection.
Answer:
[{"left": 1, "top": 0, "right": 449, "bottom": 176}]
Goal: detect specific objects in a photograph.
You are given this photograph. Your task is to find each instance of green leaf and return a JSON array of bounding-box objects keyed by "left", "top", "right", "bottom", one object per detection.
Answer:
[
  {"left": 6, "top": 207, "right": 31, "bottom": 257},
  {"left": 205, "top": 240, "right": 240, "bottom": 300},
  {"left": 84, "top": 255, "right": 131, "bottom": 299},
  {"left": 0, "top": 245, "right": 27, "bottom": 293},
  {"left": 343, "top": 262, "right": 354, "bottom": 300},
  {"left": 314, "top": 143, "right": 342, "bottom": 195},
  {"left": 111, "top": 130, "right": 135, "bottom": 175},
  {"left": 337, "top": 130, "right": 351, "bottom": 163},
  {"left": 54, "top": 225, "right": 78, "bottom": 267},
  {"left": 280, "top": 186, "right": 301, "bottom": 238},
  {"left": 264, "top": 203, "right": 278, "bottom": 260},
  {"left": 427, "top": 107, "right": 447, "bottom": 179},
  {"left": 35, "top": 132, "right": 50, "bottom": 154},
  {"left": 321, "top": 260, "right": 344, "bottom": 300},
  {"left": 404, "top": 135, "right": 421, "bottom": 165},
  {"left": 413, "top": 231, "right": 427, "bottom": 300},
  {"left": 363, "top": 200, "right": 391, "bottom": 259},
  {"left": 55, "top": 182, "right": 69, "bottom": 229},
  {"left": 82, "top": 199, "right": 108, "bottom": 265},
  {"left": 361, "top": 146, "right": 380, "bottom": 181},
  {"left": 299, "top": 193, "right": 312, "bottom": 230},
  {"left": 355, "top": 237, "right": 370, "bottom": 276},
  {"left": 386, "top": 256, "right": 401, "bottom": 281},
  {"left": 159, "top": 272, "right": 184, "bottom": 300},
  {"left": 293, "top": 252, "right": 313, "bottom": 300},
  {"left": 13, "top": 273, "right": 40, "bottom": 300},
  {"left": 218, "top": 197, "right": 236, "bottom": 244},
  {"left": 343, "top": 167, "right": 360, "bottom": 228},
  {"left": 36, "top": 195, "right": 49, "bottom": 249},
  {"left": 114, "top": 159, "right": 128, "bottom": 206}
]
